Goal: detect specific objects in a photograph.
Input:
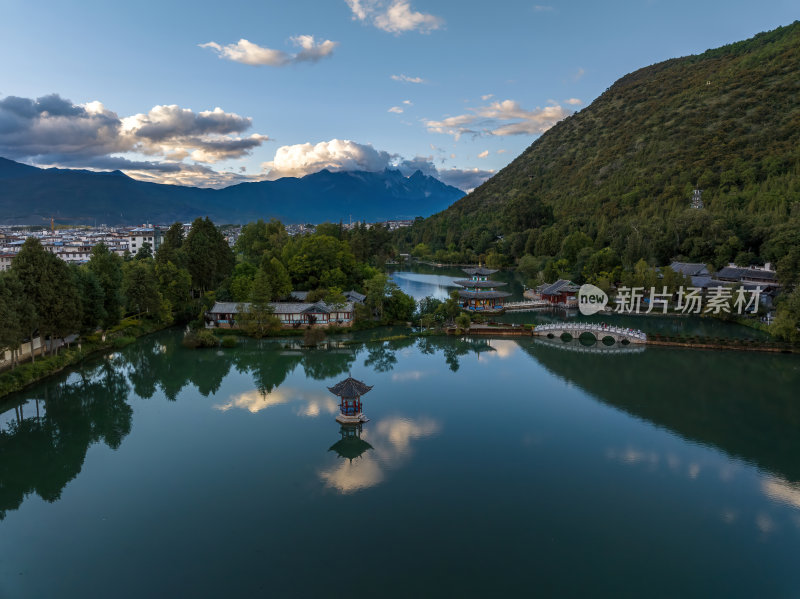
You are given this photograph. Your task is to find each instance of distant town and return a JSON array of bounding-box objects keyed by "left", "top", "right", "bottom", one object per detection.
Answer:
[{"left": 0, "top": 219, "right": 415, "bottom": 271}]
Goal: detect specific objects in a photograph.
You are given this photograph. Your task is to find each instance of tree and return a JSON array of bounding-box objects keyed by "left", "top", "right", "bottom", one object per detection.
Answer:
[
  {"left": 12, "top": 238, "right": 81, "bottom": 354},
  {"left": 73, "top": 266, "right": 106, "bottom": 332},
  {"left": 455, "top": 312, "right": 471, "bottom": 331},
  {"left": 122, "top": 261, "right": 163, "bottom": 317},
  {"left": 88, "top": 242, "right": 123, "bottom": 329},
  {"left": 241, "top": 270, "right": 281, "bottom": 338},
  {"left": 261, "top": 256, "right": 293, "bottom": 300},
  {"left": 0, "top": 272, "right": 31, "bottom": 368},
  {"left": 134, "top": 242, "right": 153, "bottom": 260},
  {"left": 235, "top": 218, "right": 289, "bottom": 264},
  {"left": 155, "top": 222, "right": 185, "bottom": 267},
  {"left": 183, "top": 217, "right": 235, "bottom": 293},
  {"left": 155, "top": 261, "right": 193, "bottom": 320},
  {"left": 772, "top": 286, "right": 800, "bottom": 343},
  {"left": 285, "top": 235, "right": 357, "bottom": 290}
]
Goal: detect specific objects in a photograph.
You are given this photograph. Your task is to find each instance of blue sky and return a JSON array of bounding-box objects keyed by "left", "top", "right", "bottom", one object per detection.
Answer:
[{"left": 0, "top": 0, "right": 796, "bottom": 190}]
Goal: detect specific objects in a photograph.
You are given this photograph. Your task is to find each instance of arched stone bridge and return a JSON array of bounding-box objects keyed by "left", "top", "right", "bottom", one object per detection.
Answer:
[{"left": 533, "top": 323, "right": 647, "bottom": 344}]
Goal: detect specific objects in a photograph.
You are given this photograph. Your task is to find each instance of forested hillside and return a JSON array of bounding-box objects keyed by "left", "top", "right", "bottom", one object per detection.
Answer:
[{"left": 398, "top": 22, "right": 800, "bottom": 281}]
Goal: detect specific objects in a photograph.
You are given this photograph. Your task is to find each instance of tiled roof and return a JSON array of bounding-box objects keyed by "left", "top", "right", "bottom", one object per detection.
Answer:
[
  {"left": 717, "top": 266, "right": 777, "bottom": 282},
  {"left": 462, "top": 267, "right": 497, "bottom": 276},
  {"left": 453, "top": 279, "right": 508, "bottom": 288},
  {"left": 457, "top": 290, "right": 511, "bottom": 299},
  {"left": 328, "top": 376, "right": 373, "bottom": 398},
  {"left": 669, "top": 262, "right": 709, "bottom": 277},
  {"left": 540, "top": 279, "right": 579, "bottom": 295},
  {"left": 208, "top": 300, "right": 353, "bottom": 315}
]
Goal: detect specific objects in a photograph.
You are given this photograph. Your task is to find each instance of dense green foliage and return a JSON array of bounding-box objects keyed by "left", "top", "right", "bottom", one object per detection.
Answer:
[
  {"left": 400, "top": 23, "right": 800, "bottom": 270},
  {"left": 397, "top": 22, "right": 800, "bottom": 338}
]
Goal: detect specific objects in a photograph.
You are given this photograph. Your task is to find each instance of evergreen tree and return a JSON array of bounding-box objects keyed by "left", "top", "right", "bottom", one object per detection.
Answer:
[
  {"left": 184, "top": 217, "right": 234, "bottom": 293},
  {"left": 241, "top": 269, "right": 280, "bottom": 338},
  {"left": 88, "top": 242, "right": 123, "bottom": 329},
  {"left": 122, "top": 261, "right": 163, "bottom": 316}
]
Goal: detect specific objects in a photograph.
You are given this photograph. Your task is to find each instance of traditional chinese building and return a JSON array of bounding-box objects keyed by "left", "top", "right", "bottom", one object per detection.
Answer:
[
  {"left": 328, "top": 424, "right": 373, "bottom": 462},
  {"left": 534, "top": 279, "right": 580, "bottom": 307},
  {"left": 454, "top": 267, "right": 511, "bottom": 311},
  {"left": 328, "top": 375, "right": 373, "bottom": 424}
]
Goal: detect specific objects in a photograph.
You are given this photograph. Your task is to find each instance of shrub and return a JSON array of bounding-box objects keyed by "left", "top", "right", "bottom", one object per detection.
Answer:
[
  {"left": 221, "top": 335, "right": 238, "bottom": 348},
  {"left": 183, "top": 329, "right": 220, "bottom": 349}
]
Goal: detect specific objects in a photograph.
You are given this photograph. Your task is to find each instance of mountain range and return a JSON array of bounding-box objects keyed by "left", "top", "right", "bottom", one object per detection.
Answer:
[{"left": 0, "top": 158, "right": 465, "bottom": 225}]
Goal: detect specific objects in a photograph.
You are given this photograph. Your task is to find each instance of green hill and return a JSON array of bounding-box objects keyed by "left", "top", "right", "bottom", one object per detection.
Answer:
[{"left": 398, "top": 22, "right": 800, "bottom": 277}]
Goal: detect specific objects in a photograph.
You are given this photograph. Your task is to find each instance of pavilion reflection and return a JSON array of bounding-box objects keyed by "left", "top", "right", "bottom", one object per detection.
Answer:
[{"left": 319, "top": 415, "right": 440, "bottom": 495}]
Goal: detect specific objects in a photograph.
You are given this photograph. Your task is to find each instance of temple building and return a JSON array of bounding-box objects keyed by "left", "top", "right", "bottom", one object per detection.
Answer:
[
  {"left": 328, "top": 424, "right": 373, "bottom": 462},
  {"left": 328, "top": 375, "right": 373, "bottom": 424},
  {"left": 532, "top": 279, "right": 580, "bottom": 307},
  {"left": 454, "top": 267, "right": 511, "bottom": 312}
]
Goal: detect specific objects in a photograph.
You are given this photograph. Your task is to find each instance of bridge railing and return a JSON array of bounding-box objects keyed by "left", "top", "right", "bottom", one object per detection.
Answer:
[{"left": 533, "top": 322, "right": 647, "bottom": 341}]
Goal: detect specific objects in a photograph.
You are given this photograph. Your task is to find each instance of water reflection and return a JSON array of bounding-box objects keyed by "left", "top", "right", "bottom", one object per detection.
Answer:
[
  {"left": 319, "top": 416, "right": 440, "bottom": 494},
  {"left": 214, "top": 388, "right": 338, "bottom": 417},
  {"left": 0, "top": 361, "right": 131, "bottom": 520},
  {"left": 2, "top": 329, "right": 799, "bottom": 522}
]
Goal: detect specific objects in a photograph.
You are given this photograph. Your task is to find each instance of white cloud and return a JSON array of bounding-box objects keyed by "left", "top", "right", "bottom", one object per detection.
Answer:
[
  {"left": 402, "top": 99, "right": 413, "bottom": 105},
  {"left": 391, "top": 73, "right": 426, "bottom": 84},
  {"left": 481, "top": 94, "right": 494, "bottom": 101},
  {"left": 497, "top": 149, "right": 507, "bottom": 154},
  {"left": 261, "top": 139, "right": 393, "bottom": 179},
  {"left": 436, "top": 167, "right": 494, "bottom": 192},
  {"left": 346, "top": 0, "right": 443, "bottom": 34},
  {"left": 565, "top": 98, "right": 583, "bottom": 105},
  {"left": 199, "top": 35, "right": 338, "bottom": 67},
  {"left": 258, "top": 138, "right": 491, "bottom": 191},
  {"left": 573, "top": 67, "right": 586, "bottom": 81},
  {"left": 388, "top": 106, "right": 404, "bottom": 114},
  {"left": 0, "top": 93, "right": 270, "bottom": 187},
  {"left": 425, "top": 98, "right": 573, "bottom": 140},
  {"left": 477, "top": 150, "right": 489, "bottom": 158}
]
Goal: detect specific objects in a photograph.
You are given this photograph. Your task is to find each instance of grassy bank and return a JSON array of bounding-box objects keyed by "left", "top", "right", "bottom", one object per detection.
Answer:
[{"left": 0, "top": 317, "right": 170, "bottom": 400}]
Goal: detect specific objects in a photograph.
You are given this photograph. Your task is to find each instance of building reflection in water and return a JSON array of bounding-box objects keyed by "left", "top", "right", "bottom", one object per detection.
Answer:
[{"left": 319, "top": 415, "right": 440, "bottom": 495}]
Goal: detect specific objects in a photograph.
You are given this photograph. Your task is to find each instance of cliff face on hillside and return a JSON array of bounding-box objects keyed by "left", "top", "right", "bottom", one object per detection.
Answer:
[{"left": 401, "top": 22, "right": 800, "bottom": 270}]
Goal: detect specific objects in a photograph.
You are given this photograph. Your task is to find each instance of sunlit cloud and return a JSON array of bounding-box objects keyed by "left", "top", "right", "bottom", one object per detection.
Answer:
[
  {"left": 346, "top": 0, "right": 443, "bottom": 34},
  {"left": 425, "top": 98, "right": 574, "bottom": 140},
  {"left": 199, "top": 35, "right": 338, "bottom": 66},
  {"left": 477, "top": 150, "right": 489, "bottom": 158},
  {"left": 388, "top": 106, "right": 404, "bottom": 114},
  {"left": 0, "top": 93, "right": 270, "bottom": 187}
]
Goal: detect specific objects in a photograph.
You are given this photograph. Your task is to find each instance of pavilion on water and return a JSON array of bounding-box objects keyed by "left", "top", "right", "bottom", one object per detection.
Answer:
[
  {"left": 454, "top": 267, "right": 511, "bottom": 312},
  {"left": 327, "top": 375, "right": 373, "bottom": 424}
]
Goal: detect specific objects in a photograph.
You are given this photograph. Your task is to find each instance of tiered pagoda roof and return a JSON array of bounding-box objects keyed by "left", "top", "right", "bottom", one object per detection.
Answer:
[
  {"left": 462, "top": 267, "right": 498, "bottom": 276},
  {"left": 329, "top": 436, "right": 374, "bottom": 461},
  {"left": 455, "top": 266, "right": 511, "bottom": 300},
  {"left": 327, "top": 376, "right": 373, "bottom": 399}
]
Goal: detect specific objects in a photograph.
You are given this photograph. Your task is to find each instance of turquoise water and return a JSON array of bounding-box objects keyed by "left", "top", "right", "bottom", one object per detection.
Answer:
[{"left": 1, "top": 330, "right": 799, "bottom": 598}]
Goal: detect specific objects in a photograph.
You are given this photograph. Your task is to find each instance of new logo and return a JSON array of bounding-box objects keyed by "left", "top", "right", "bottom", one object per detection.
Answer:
[{"left": 578, "top": 284, "right": 608, "bottom": 315}]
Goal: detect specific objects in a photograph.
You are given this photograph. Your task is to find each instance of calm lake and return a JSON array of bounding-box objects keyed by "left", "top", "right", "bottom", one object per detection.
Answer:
[{"left": 1, "top": 324, "right": 800, "bottom": 597}]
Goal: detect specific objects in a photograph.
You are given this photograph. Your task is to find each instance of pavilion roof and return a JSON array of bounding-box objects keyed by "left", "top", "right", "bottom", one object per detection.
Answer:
[
  {"left": 457, "top": 290, "right": 511, "bottom": 299},
  {"left": 462, "top": 267, "right": 498, "bottom": 276},
  {"left": 453, "top": 279, "right": 507, "bottom": 288},
  {"left": 328, "top": 376, "right": 373, "bottom": 398}
]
